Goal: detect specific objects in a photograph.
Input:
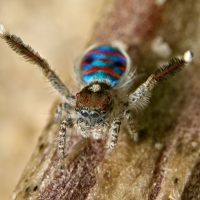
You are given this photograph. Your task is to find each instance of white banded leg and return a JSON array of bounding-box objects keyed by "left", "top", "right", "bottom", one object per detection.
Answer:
[
  {"left": 58, "top": 118, "right": 73, "bottom": 161},
  {"left": 124, "top": 110, "right": 138, "bottom": 142},
  {"left": 128, "top": 75, "right": 155, "bottom": 111},
  {"left": 107, "top": 119, "right": 121, "bottom": 155}
]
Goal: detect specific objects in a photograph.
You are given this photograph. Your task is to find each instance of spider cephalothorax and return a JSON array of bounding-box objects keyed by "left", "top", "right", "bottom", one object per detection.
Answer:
[{"left": 75, "top": 83, "right": 113, "bottom": 126}]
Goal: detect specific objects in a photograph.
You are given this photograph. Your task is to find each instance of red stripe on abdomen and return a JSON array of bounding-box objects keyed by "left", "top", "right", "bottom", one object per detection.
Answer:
[{"left": 82, "top": 66, "right": 121, "bottom": 78}]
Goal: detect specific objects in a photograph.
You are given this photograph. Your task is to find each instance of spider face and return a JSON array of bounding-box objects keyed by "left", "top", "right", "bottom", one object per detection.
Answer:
[{"left": 75, "top": 83, "right": 113, "bottom": 126}]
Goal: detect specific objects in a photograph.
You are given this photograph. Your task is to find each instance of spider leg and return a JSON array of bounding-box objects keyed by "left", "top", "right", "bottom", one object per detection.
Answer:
[
  {"left": 127, "top": 51, "right": 193, "bottom": 111},
  {"left": 54, "top": 101, "right": 74, "bottom": 122},
  {"left": 121, "top": 51, "right": 193, "bottom": 142},
  {"left": 0, "top": 24, "right": 72, "bottom": 99},
  {"left": 58, "top": 118, "right": 74, "bottom": 161},
  {"left": 124, "top": 110, "right": 138, "bottom": 142},
  {"left": 107, "top": 118, "right": 121, "bottom": 155}
]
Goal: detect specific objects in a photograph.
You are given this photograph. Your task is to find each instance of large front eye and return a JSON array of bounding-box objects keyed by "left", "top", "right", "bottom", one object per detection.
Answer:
[
  {"left": 90, "top": 111, "right": 100, "bottom": 118},
  {"left": 81, "top": 110, "right": 89, "bottom": 117}
]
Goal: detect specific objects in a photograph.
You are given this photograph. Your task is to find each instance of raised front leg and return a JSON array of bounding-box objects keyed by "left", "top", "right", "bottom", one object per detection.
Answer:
[
  {"left": 107, "top": 118, "right": 121, "bottom": 155},
  {"left": 128, "top": 51, "right": 193, "bottom": 111},
  {"left": 0, "top": 24, "right": 72, "bottom": 99}
]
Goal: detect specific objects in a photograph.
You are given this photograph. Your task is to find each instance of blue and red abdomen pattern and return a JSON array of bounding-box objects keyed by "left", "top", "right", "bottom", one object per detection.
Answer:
[{"left": 80, "top": 45, "right": 127, "bottom": 86}]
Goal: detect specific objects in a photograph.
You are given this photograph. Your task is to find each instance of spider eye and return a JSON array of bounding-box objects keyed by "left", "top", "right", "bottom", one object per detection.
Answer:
[
  {"left": 80, "top": 110, "right": 89, "bottom": 117},
  {"left": 75, "top": 107, "right": 79, "bottom": 112},
  {"left": 101, "top": 110, "right": 107, "bottom": 115},
  {"left": 90, "top": 111, "right": 100, "bottom": 118}
]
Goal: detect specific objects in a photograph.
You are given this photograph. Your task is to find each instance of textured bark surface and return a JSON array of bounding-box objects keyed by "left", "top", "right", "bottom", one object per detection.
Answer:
[{"left": 10, "top": 0, "right": 200, "bottom": 199}]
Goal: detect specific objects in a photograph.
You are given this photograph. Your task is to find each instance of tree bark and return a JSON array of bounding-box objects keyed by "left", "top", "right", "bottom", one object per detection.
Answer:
[{"left": 10, "top": 0, "right": 200, "bottom": 199}]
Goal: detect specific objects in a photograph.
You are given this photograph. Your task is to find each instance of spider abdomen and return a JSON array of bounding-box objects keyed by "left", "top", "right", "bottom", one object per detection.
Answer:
[{"left": 79, "top": 45, "right": 128, "bottom": 86}]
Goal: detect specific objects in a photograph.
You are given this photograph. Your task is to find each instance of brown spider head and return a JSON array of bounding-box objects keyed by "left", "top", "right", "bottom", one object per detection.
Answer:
[{"left": 75, "top": 83, "right": 113, "bottom": 124}]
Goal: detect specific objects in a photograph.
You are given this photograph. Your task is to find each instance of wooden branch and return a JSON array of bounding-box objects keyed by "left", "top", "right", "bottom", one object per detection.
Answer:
[{"left": 10, "top": 0, "right": 200, "bottom": 199}]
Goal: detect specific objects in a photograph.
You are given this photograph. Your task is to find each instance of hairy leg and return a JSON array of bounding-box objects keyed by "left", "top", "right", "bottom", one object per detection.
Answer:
[
  {"left": 107, "top": 118, "right": 121, "bottom": 155},
  {"left": 54, "top": 102, "right": 74, "bottom": 122},
  {"left": 58, "top": 118, "right": 74, "bottom": 161},
  {"left": 128, "top": 51, "right": 193, "bottom": 111},
  {"left": 0, "top": 24, "right": 72, "bottom": 99},
  {"left": 124, "top": 110, "right": 138, "bottom": 142}
]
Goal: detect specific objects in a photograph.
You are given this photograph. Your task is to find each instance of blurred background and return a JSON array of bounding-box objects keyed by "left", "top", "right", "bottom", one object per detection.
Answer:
[{"left": 0, "top": 0, "right": 106, "bottom": 199}]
